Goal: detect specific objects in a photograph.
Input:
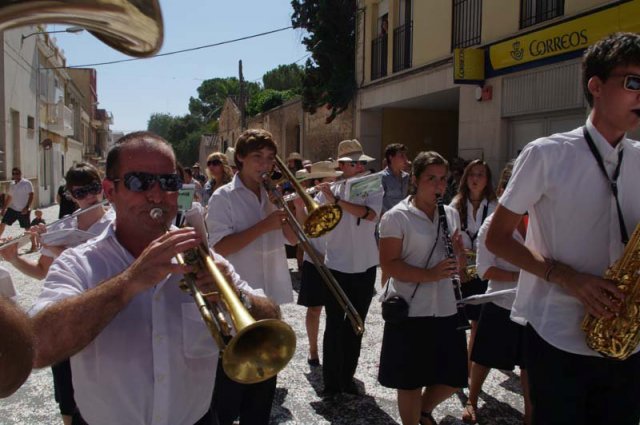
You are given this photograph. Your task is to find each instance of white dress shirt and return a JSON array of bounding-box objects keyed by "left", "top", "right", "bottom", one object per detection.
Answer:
[
  {"left": 207, "top": 174, "right": 293, "bottom": 305},
  {"left": 9, "top": 178, "right": 33, "bottom": 210},
  {"left": 40, "top": 208, "right": 115, "bottom": 258},
  {"left": 476, "top": 213, "right": 522, "bottom": 310},
  {"left": 452, "top": 198, "right": 497, "bottom": 251},
  {"left": 501, "top": 119, "right": 640, "bottom": 356},
  {"left": 316, "top": 177, "right": 383, "bottom": 273},
  {"left": 32, "top": 223, "right": 263, "bottom": 425},
  {"left": 379, "top": 197, "right": 461, "bottom": 317}
]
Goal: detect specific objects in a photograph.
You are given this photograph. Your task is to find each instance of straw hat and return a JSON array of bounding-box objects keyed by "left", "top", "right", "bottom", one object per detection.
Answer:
[
  {"left": 225, "top": 147, "right": 236, "bottom": 167},
  {"left": 286, "top": 152, "right": 303, "bottom": 162},
  {"left": 336, "top": 139, "right": 375, "bottom": 162},
  {"left": 303, "top": 161, "right": 344, "bottom": 180}
]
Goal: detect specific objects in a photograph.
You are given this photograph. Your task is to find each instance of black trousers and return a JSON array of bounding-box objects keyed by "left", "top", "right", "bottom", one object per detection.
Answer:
[
  {"left": 322, "top": 266, "right": 376, "bottom": 391},
  {"left": 211, "top": 358, "right": 277, "bottom": 425},
  {"left": 525, "top": 324, "right": 640, "bottom": 425},
  {"left": 51, "top": 358, "right": 76, "bottom": 416},
  {"left": 72, "top": 408, "right": 217, "bottom": 425}
]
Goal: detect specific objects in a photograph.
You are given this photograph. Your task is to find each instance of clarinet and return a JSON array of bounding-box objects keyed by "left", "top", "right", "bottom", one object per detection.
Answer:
[{"left": 436, "top": 194, "right": 472, "bottom": 331}]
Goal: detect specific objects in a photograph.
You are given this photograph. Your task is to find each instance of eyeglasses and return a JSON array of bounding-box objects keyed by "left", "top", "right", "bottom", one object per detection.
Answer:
[
  {"left": 69, "top": 181, "right": 102, "bottom": 200},
  {"left": 623, "top": 74, "right": 640, "bottom": 91},
  {"left": 348, "top": 160, "right": 367, "bottom": 167},
  {"left": 112, "top": 172, "right": 182, "bottom": 192},
  {"left": 207, "top": 159, "right": 222, "bottom": 166}
]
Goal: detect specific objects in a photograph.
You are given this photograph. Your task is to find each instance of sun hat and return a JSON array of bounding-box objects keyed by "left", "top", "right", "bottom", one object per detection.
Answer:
[
  {"left": 304, "top": 161, "right": 344, "bottom": 180},
  {"left": 336, "top": 139, "right": 375, "bottom": 162}
]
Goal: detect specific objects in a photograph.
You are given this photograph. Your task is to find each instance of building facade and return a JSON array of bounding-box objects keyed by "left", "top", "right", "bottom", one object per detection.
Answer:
[{"left": 356, "top": 0, "right": 640, "bottom": 175}]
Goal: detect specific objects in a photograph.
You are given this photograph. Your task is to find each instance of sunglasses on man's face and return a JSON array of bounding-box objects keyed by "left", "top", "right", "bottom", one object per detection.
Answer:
[
  {"left": 348, "top": 160, "right": 367, "bottom": 167},
  {"left": 113, "top": 172, "right": 182, "bottom": 192},
  {"left": 612, "top": 74, "right": 640, "bottom": 91},
  {"left": 69, "top": 181, "right": 102, "bottom": 200}
]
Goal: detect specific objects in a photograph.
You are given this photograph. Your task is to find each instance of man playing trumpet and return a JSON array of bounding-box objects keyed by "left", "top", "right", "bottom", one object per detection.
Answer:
[{"left": 31, "top": 132, "right": 276, "bottom": 425}]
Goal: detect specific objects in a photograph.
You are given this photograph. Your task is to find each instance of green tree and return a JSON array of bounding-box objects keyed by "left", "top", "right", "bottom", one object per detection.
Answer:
[
  {"left": 147, "top": 113, "right": 176, "bottom": 141},
  {"left": 262, "top": 64, "right": 304, "bottom": 92},
  {"left": 188, "top": 77, "right": 261, "bottom": 121},
  {"left": 247, "top": 89, "right": 297, "bottom": 116},
  {"left": 291, "top": 0, "right": 357, "bottom": 123}
]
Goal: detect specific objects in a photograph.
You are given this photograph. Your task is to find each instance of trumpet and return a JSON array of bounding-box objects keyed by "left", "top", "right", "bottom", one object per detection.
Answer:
[
  {"left": 262, "top": 155, "right": 365, "bottom": 335},
  {"left": 281, "top": 170, "right": 373, "bottom": 203},
  {"left": 0, "top": 0, "right": 163, "bottom": 57},
  {"left": 0, "top": 200, "right": 109, "bottom": 251},
  {"left": 150, "top": 207, "right": 296, "bottom": 384}
]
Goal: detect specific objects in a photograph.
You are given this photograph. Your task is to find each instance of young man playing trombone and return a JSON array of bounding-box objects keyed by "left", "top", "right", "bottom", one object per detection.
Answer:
[
  {"left": 31, "top": 132, "right": 276, "bottom": 425},
  {"left": 207, "top": 128, "right": 297, "bottom": 425}
]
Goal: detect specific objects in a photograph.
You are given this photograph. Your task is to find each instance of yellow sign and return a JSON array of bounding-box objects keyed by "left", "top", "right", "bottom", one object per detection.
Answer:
[
  {"left": 454, "top": 48, "right": 485, "bottom": 83},
  {"left": 489, "top": 0, "right": 640, "bottom": 71}
]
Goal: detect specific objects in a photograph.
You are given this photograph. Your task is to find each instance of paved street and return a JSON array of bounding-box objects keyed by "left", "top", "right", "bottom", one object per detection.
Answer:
[{"left": 0, "top": 204, "right": 525, "bottom": 425}]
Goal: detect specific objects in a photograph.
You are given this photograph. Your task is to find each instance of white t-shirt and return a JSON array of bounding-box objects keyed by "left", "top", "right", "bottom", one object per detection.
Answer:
[
  {"left": 450, "top": 198, "right": 496, "bottom": 251},
  {"left": 316, "top": 177, "right": 383, "bottom": 273},
  {"left": 207, "top": 174, "right": 293, "bottom": 305},
  {"left": 379, "top": 197, "right": 461, "bottom": 317},
  {"left": 9, "top": 178, "right": 33, "bottom": 210},
  {"left": 501, "top": 119, "right": 640, "bottom": 356},
  {"left": 475, "top": 213, "right": 522, "bottom": 310},
  {"left": 32, "top": 222, "right": 264, "bottom": 425}
]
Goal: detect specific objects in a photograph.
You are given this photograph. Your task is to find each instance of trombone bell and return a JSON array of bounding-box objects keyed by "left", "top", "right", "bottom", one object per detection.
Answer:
[{"left": 0, "top": 0, "right": 163, "bottom": 57}]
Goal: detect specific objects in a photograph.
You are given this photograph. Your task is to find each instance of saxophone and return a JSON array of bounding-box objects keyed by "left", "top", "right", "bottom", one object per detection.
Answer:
[{"left": 582, "top": 224, "right": 640, "bottom": 360}]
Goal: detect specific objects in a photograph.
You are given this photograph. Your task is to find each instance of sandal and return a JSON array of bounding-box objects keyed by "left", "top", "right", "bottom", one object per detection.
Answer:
[
  {"left": 462, "top": 402, "right": 478, "bottom": 424},
  {"left": 420, "top": 411, "right": 437, "bottom": 425}
]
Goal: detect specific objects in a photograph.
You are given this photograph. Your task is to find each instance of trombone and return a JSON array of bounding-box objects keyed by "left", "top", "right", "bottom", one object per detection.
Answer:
[
  {"left": 150, "top": 207, "right": 296, "bottom": 384},
  {"left": 262, "top": 155, "right": 365, "bottom": 335}
]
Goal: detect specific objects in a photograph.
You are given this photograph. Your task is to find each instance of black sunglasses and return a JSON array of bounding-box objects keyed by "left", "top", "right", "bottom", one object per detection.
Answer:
[
  {"left": 207, "top": 159, "right": 223, "bottom": 166},
  {"left": 623, "top": 74, "right": 640, "bottom": 91},
  {"left": 349, "top": 160, "right": 367, "bottom": 167},
  {"left": 112, "top": 172, "right": 182, "bottom": 192},
  {"left": 69, "top": 181, "right": 102, "bottom": 200}
]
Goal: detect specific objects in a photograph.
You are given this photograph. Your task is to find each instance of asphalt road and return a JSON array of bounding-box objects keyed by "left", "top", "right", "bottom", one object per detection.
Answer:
[{"left": 0, "top": 204, "right": 526, "bottom": 425}]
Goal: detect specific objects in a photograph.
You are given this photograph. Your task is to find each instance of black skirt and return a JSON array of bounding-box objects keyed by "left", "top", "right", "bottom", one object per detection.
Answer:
[
  {"left": 461, "top": 276, "right": 488, "bottom": 321},
  {"left": 471, "top": 302, "right": 525, "bottom": 370},
  {"left": 296, "top": 261, "right": 327, "bottom": 307},
  {"left": 378, "top": 315, "right": 468, "bottom": 390}
]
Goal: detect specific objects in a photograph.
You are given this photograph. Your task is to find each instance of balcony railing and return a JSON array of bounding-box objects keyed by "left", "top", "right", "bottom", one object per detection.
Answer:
[
  {"left": 452, "top": 0, "right": 482, "bottom": 49},
  {"left": 371, "top": 33, "right": 388, "bottom": 80},
  {"left": 393, "top": 21, "right": 412, "bottom": 73},
  {"left": 40, "top": 101, "right": 74, "bottom": 136},
  {"left": 520, "top": 0, "right": 564, "bottom": 29}
]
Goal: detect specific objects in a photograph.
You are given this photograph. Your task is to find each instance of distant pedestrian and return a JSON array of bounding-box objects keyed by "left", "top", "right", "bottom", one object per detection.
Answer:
[
  {"left": 0, "top": 168, "right": 34, "bottom": 239},
  {"left": 381, "top": 143, "right": 410, "bottom": 215},
  {"left": 29, "top": 210, "right": 45, "bottom": 252}
]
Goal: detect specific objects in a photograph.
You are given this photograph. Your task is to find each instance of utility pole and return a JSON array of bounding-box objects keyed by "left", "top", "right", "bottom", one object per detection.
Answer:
[{"left": 239, "top": 60, "right": 246, "bottom": 130}]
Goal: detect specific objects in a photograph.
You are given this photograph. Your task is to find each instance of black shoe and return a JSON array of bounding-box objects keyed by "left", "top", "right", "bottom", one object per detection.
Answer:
[
  {"left": 343, "top": 381, "right": 362, "bottom": 395},
  {"left": 307, "top": 357, "right": 320, "bottom": 367},
  {"left": 321, "top": 386, "right": 340, "bottom": 398}
]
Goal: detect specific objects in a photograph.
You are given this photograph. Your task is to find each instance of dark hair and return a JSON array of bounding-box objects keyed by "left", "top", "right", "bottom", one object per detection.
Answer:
[
  {"left": 234, "top": 129, "right": 278, "bottom": 171},
  {"left": 582, "top": 32, "right": 640, "bottom": 107},
  {"left": 451, "top": 159, "right": 497, "bottom": 223},
  {"left": 11, "top": 167, "right": 21, "bottom": 174},
  {"left": 106, "top": 131, "right": 174, "bottom": 180},
  {"left": 384, "top": 143, "right": 407, "bottom": 165},
  {"left": 65, "top": 162, "right": 101, "bottom": 187},
  {"left": 409, "top": 151, "right": 448, "bottom": 196}
]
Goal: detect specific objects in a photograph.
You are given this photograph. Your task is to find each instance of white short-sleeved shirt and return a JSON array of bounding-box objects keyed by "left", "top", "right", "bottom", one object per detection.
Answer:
[
  {"left": 501, "top": 119, "right": 640, "bottom": 356},
  {"left": 316, "top": 177, "right": 383, "bottom": 273},
  {"left": 31, "top": 222, "right": 263, "bottom": 425},
  {"left": 379, "top": 197, "right": 461, "bottom": 317},
  {"left": 476, "top": 213, "right": 522, "bottom": 310},
  {"left": 207, "top": 174, "right": 293, "bottom": 305},
  {"left": 451, "top": 198, "right": 496, "bottom": 251},
  {"left": 9, "top": 178, "right": 33, "bottom": 210},
  {"left": 40, "top": 208, "right": 115, "bottom": 258}
]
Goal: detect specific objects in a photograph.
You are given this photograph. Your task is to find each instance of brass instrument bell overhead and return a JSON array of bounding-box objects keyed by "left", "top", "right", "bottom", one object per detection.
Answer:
[{"left": 0, "top": 0, "right": 164, "bottom": 57}]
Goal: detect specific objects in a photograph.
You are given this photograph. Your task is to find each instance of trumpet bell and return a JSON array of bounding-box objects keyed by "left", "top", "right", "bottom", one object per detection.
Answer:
[
  {"left": 223, "top": 319, "right": 297, "bottom": 384},
  {"left": 0, "top": 0, "right": 163, "bottom": 57},
  {"left": 305, "top": 204, "right": 342, "bottom": 238}
]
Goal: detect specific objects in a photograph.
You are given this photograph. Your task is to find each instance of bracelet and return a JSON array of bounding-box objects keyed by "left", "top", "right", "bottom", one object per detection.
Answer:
[
  {"left": 360, "top": 206, "right": 371, "bottom": 219},
  {"left": 544, "top": 260, "right": 556, "bottom": 282}
]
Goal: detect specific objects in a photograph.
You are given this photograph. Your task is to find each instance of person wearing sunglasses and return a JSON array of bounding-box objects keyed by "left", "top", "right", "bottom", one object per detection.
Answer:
[
  {"left": 486, "top": 32, "right": 640, "bottom": 425},
  {"left": 29, "top": 132, "right": 275, "bottom": 425},
  {"left": 0, "top": 167, "right": 34, "bottom": 240},
  {"left": 0, "top": 162, "right": 112, "bottom": 425},
  {"left": 202, "top": 152, "right": 233, "bottom": 206}
]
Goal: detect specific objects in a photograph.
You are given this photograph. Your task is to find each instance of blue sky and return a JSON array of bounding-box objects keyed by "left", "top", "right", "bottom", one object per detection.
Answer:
[{"left": 48, "top": 0, "right": 308, "bottom": 133}]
